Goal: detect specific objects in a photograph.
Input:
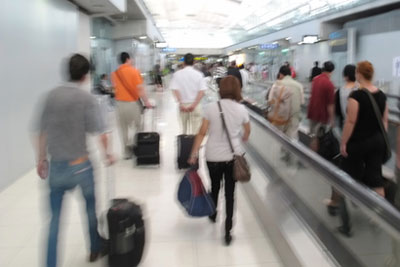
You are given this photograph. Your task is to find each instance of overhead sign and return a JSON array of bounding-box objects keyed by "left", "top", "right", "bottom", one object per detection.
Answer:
[
  {"left": 161, "top": 47, "right": 177, "bottom": 53},
  {"left": 259, "top": 43, "right": 279, "bottom": 50},
  {"left": 329, "top": 30, "right": 347, "bottom": 52},
  {"left": 302, "top": 35, "right": 319, "bottom": 44},
  {"left": 194, "top": 57, "right": 208, "bottom": 61},
  {"left": 155, "top": 42, "right": 168, "bottom": 48}
]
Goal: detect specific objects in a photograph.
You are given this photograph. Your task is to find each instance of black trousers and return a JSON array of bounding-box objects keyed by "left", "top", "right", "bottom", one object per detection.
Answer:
[
  {"left": 343, "top": 133, "right": 385, "bottom": 188},
  {"left": 206, "top": 161, "right": 236, "bottom": 234}
]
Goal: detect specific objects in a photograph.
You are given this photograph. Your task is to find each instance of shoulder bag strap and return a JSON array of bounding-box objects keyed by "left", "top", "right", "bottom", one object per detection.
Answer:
[
  {"left": 272, "top": 86, "right": 286, "bottom": 118},
  {"left": 217, "top": 101, "right": 235, "bottom": 154},
  {"left": 115, "top": 69, "right": 139, "bottom": 101},
  {"left": 362, "top": 89, "right": 390, "bottom": 143},
  {"left": 116, "top": 69, "right": 145, "bottom": 111}
]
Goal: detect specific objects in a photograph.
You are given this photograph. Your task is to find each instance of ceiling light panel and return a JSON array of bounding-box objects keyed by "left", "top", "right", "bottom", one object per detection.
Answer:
[{"left": 142, "top": 0, "right": 377, "bottom": 48}]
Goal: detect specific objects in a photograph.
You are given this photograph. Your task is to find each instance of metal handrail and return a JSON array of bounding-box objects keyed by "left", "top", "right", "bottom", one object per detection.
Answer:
[
  {"left": 250, "top": 80, "right": 400, "bottom": 101},
  {"left": 246, "top": 82, "right": 400, "bottom": 125},
  {"left": 247, "top": 108, "right": 400, "bottom": 239}
]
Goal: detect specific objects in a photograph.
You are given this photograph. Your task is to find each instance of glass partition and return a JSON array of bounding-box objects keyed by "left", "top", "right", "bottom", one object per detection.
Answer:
[{"left": 246, "top": 108, "right": 400, "bottom": 267}]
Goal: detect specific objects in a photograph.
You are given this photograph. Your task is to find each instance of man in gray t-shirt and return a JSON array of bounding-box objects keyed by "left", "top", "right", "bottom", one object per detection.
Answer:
[{"left": 35, "top": 54, "right": 114, "bottom": 267}]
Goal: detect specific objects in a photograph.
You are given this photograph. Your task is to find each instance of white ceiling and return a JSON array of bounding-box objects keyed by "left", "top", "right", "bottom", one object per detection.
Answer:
[{"left": 142, "top": 0, "right": 376, "bottom": 48}]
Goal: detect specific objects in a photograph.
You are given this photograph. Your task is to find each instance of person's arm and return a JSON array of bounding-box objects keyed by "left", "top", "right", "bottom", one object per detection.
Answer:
[
  {"left": 188, "top": 119, "right": 209, "bottom": 165},
  {"left": 242, "top": 122, "right": 251, "bottom": 142},
  {"left": 137, "top": 84, "right": 152, "bottom": 108},
  {"left": 327, "top": 84, "right": 336, "bottom": 128},
  {"left": 383, "top": 103, "right": 389, "bottom": 131},
  {"left": 340, "top": 98, "right": 359, "bottom": 157},
  {"left": 328, "top": 104, "right": 335, "bottom": 128},
  {"left": 172, "top": 89, "right": 187, "bottom": 112},
  {"left": 100, "top": 133, "right": 115, "bottom": 165},
  {"left": 188, "top": 76, "right": 207, "bottom": 111},
  {"left": 36, "top": 132, "right": 48, "bottom": 179},
  {"left": 300, "top": 85, "right": 305, "bottom": 105},
  {"left": 267, "top": 85, "right": 275, "bottom": 103},
  {"left": 188, "top": 91, "right": 205, "bottom": 112}
]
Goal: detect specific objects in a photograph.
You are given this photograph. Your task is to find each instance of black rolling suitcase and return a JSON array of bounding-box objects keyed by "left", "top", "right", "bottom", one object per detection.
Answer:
[
  {"left": 106, "top": 168, "right": 146, "bottom": 267},
  {"left": 177, "top": 113, "right": 196, "bottom": 169},
  {"left": 135, "top": 106, "right": 160, "bottom": 166},
  {"left": 107, "top": 199, "right": 145, "bottom": 267},
  {"left": 177, "top": 134, "right": 195, "bottom": 169}
]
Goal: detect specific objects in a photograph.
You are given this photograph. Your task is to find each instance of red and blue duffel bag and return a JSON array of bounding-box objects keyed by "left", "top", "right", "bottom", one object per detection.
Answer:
[{"left": 177, "top": 168, "right": 216, "bottom": 217}]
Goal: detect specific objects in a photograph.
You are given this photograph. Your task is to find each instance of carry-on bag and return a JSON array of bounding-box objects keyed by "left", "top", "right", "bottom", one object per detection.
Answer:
[
  {"left": 177, "top": 168, "right": 216, "bottom": 217},
  {"left": 106, "top": 168, "right": 146, "bottom": 267},
  {"left": 177, "top": 134, "right": 195, "bottom": 169},
  {"left": 134, "top": 106, "right": 160, "bottom": 166},
  {"left": 177, "top": 113, "right": 196, "bottom": 169},
  {"left": 265, "top": 81, "right": 292, "bottom": 127},
  {"left": 317, "top": 127, "right": 340, "bottom": 163}
]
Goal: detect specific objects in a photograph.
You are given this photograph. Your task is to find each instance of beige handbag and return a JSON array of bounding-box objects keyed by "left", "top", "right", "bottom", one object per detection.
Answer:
[{"left": 217, "top": 102, "right": 251, "bottom": 183}]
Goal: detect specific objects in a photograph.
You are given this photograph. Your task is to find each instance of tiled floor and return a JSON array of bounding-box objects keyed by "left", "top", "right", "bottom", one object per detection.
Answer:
[{"left": 0, "top": 91, "right": 282, "bottom": 267}]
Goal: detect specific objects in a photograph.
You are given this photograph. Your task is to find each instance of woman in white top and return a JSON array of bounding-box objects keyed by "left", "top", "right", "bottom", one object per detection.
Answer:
[
  {"left": 335, "top": 64, "right": 358, "bottom": 130},
  {"left": 326, "top": 64, "right": 358, "bottom": 216},
  {"left": 189, "top": 76, "right": 251, "bottom": 246}
]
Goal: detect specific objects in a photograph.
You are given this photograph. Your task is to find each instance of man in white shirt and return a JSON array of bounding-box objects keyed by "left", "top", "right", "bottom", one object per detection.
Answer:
[
  {"left": 239, "top": 64, "right": 249, "bottom": 92},
  {"left": 268, "top": 65, "right": 304, "bottom": 139},
  {"left": 169, "top": 53, "right": 207, "bottom": 134}
]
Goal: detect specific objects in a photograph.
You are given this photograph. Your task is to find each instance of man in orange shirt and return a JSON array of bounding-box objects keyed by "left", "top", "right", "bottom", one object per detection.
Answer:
[{"left": 112, "top": 52, "right": 152, "bottom": 159}]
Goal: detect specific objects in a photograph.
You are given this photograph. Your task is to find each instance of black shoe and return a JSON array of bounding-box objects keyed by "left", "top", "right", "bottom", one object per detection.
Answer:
[
  {"left": 224, "top": 233, "right": 233, "bottom": 246},
  {"left": 327, "top": 205, "right": 339, "bottom": 216},
  {"left": 89, "top": 252, "right": 99, "bottom": 262},
  {"left": 208, "top": 214, "right": 216, "bottom": 223},
  {"left": 124, "top": 155, "right": 133, "bottom": 160},
  {"left": 89, "top": 238, "right": 109, "bottom": 262},
  {"left": 337, "top": 225, "right": 352, "bottom": 237}
]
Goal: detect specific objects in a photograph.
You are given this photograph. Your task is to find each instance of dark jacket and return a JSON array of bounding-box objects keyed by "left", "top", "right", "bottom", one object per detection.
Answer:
[
  {"left": 310, "top": 66, "right": 322, "bottom": 82},
  {"left": 227, "top": 67, "right": 243, "bottom": 88}
]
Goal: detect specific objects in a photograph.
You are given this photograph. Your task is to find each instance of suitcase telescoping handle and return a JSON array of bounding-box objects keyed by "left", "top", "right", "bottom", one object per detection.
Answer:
[
  {"left": 142, "top": 103, "right": 157, "bottom": 132},
  {"left": 107, "top": 165, "right": 116, "bottom": 206}
]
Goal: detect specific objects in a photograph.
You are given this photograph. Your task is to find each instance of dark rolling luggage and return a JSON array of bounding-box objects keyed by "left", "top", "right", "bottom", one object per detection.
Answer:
[
  {"left": 135, "top": 106, "right": 160, "bottom": 166},
  {"left": 177, "top": 134, "right": 195, "bottom": 169},
  {"left": 107, "top": 199, "right": 145, "bottom": 267},
  {"left": 135, "top": 132, "right": 160, "bottom": 165}
]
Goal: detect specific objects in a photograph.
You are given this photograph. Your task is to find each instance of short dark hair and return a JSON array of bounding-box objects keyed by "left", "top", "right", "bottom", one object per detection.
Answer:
[
  {"left": 120, "top": 52, "right": 130, "bottom": 64},
  {"left": 100, "top": 74, "right": 107, "bottom": 79},
  {"left": 279, "top": 65, "right": 291, "bottom": 76},
  {"left": 343, "top": 64, "right": 356, "bottom": 82},
  {"left": 219, "top": 75, "right": 242, "bottom": 102},
  {"left": 184, "top": 53, "right": 194, "bottom": 65},
  {"left": 322, "top": 61, "right": 335, "bottom": 73},
  {"left": 239, "top": 64, "right": 244, "bottom": 69},
  {"left": 314, "top": 61, "right": 319, "bottom": 66},
  {"left": 69, "top": 54, "right": 90, "bottom": 81}
]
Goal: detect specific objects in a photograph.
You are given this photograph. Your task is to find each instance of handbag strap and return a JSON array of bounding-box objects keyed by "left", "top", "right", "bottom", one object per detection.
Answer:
[
  {"left": 362, "top": 89, "right": 390, "bottom": 143},
  {"left": 272, "top": 86, "right": 286, "bottom": 117},
  {"left": 217, "top": 101, "right": 235, "bottom": 154}
]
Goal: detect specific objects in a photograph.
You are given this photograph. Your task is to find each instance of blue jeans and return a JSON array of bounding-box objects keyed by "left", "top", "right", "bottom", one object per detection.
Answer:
[{"left": 47, "top": 160, "right": 101, "bottom": 267}]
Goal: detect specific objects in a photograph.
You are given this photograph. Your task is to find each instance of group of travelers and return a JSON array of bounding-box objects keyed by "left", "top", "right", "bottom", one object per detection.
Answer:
[
  {"left": 34, "top": 51, "right": 252, "bottom": 267},
  {"left": 265, "top": 58, "right": 392, "bottom": 235},
  {"left": 33, "top": 45, "right": 395, "bottom": 266},
  {"left": 297, "top": 59, "right": 388, "bottom": 235}
]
